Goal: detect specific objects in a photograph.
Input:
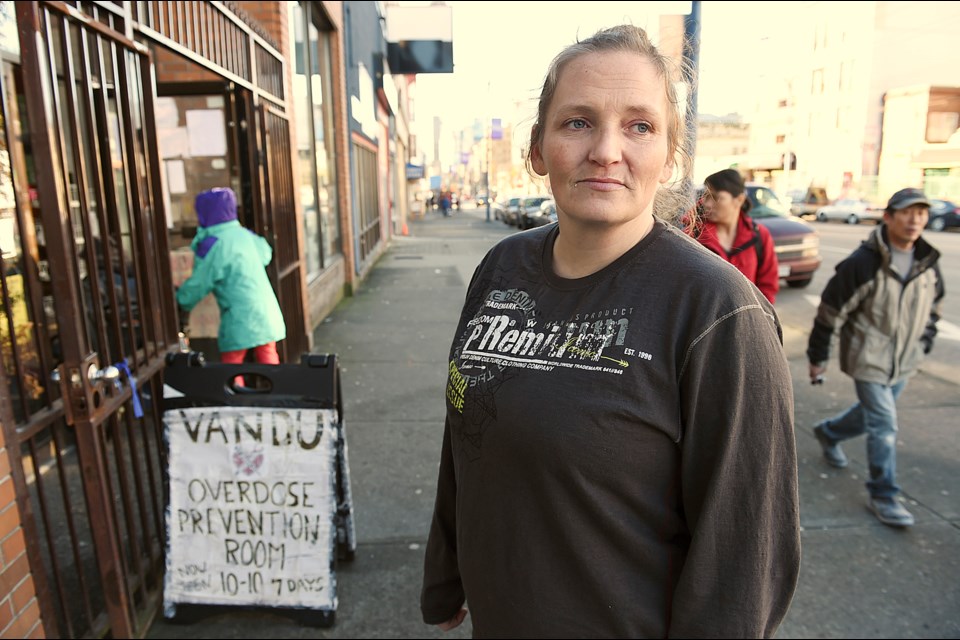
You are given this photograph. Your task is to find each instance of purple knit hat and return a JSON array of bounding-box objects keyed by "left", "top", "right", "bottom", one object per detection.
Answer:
[{"left": 195, "top": 188, "right": 238, "bottom": 227}]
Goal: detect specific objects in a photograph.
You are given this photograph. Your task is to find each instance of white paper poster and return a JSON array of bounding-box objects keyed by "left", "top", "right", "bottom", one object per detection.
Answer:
[
  {"left": 185, "top": 109, "right": 227, "bottom": 157},
  {"left": 158, "top": 127, "right": 190, "bottom": 159},
  {"left": 163, "top": 406, "right": 339, "bottom": 610},
  {"left": 155, "top": 97, "right": 180, "bottom": 129},
  {"left": 165, "top": 160, "right": 187, "bottom": 195}
]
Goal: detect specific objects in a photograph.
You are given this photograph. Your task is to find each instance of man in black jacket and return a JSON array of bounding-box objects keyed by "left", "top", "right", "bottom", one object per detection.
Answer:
[{"left": 807, "top": 188, "right": 944, "bottom": 527}]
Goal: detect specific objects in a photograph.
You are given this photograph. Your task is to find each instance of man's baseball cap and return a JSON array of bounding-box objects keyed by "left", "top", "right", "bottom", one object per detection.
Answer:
[{"left": 885, "top": 188, "right": 930, "bottom": 212}]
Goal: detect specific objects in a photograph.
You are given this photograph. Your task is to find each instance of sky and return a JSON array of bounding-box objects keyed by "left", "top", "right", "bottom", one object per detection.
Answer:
[{"left": 407, "top": 1, "right": 802, "bottom": 162}]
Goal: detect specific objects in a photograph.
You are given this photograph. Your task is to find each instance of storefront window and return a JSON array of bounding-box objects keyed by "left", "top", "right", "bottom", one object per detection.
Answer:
[
  {"left": 0, "top": 2, "right": 16, "bottom": 58},
  {"left": 289, "top": 2, "right": 340, "bottom": 278},
  {"left": 0, "top": 63, "right": 47, "bottom": 422}
]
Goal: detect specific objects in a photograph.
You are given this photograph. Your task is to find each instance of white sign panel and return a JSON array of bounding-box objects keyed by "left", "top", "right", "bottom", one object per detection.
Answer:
[
  {"left": 165, "top": 160, "right": 187, "bottom": 195},
  {"left": 185, "top": 109, "right": 227, "bottom": 157},
  {"left": 163, "top": 406, "right": 339, "bottom": 610}
]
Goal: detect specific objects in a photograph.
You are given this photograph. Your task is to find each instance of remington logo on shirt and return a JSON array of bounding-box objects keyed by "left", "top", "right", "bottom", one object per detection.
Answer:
[
  {"left": 463, "top": 313, "right": 627, "bottom": 361},
  {"left": 444, "top": 289, "right": 638, "bottom": 416},
  {"left": 456, "top": 288, "right": 631, "bottom": 367}
]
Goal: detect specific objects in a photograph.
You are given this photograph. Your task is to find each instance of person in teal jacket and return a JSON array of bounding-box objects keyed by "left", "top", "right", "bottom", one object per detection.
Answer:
[{"left": 176, "top": 187, "right": 286, "bottom": 365}]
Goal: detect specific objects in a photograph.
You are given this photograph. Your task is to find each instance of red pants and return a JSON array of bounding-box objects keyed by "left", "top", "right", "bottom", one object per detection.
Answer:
[
  {"left": 220, "top": 342, "right": 280, "bottom": 365},
  {"left": 220, "top": 342, "right": 279, "bottom": 387}
]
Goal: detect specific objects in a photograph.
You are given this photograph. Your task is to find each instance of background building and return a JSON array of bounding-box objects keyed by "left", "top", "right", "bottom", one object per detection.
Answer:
[
  {"left": 747, "top": 1, "right": 960, "bottom": 203},
  {"left": 693, "top": 115, "right": 751, "bottom": 183},
  {"left": 878, "top": 84, "right": 960, "bottom": 200}
]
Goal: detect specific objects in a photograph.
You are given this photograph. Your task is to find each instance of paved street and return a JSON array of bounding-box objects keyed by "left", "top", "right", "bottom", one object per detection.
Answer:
[{"left": 148, "top": 206, "right": 960, "bottom": 639}]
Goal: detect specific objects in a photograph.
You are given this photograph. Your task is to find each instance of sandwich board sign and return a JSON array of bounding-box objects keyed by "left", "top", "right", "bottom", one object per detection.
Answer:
[{"left": 161, "top": 354, "right": 354, "bottom": 626}]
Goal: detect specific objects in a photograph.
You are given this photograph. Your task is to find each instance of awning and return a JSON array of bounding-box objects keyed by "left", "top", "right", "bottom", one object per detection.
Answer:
[
  {"left": 911, "top": 147, "right": 960, "bottom": 168},
  {"left": 743, "top": 153, "right": 795, "bottom": 172}
]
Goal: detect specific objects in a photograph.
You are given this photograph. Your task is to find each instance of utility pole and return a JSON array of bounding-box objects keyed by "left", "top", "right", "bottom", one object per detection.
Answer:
[
  {"left": 683, "top": 1, "right": 701, "bottom": 200},
  {"left": 485, "top": 81, "right": 492, "bottom": 222},
  {"left": 783, "top": 150, "right": 792, "bottom": 195}
]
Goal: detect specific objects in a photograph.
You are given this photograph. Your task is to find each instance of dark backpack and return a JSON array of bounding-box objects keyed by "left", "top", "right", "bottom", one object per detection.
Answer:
[{"left": 729, "top": 217, "right": 765, "bottom": 268}]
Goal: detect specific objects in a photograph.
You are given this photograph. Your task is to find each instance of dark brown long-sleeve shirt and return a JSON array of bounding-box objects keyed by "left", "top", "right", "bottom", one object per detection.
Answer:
[{"left": 422, "top": 221, "right": 800, "bottom": 638}]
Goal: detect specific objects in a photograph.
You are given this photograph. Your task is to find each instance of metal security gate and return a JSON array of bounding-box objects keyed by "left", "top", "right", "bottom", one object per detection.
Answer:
[
  {"left": 5, "top": 2, "right": 176, "bottom": 636},
  {"left": 1, "top": 2, "right": 305, "bottom": 635},
  {"left": 257, "top": 103, "right": 308, "bottom": 362}
]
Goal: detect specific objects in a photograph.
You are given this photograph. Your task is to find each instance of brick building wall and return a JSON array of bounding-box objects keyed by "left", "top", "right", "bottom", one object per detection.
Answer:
[
  {"left": 153, "top": 46, "right": 220, "bottom": 83},
  {"left": 322, "top": 2, "right": 357, "bottom": 294},
  {"left": 0, "top": 433, "right": 42, "bottom": 638},
  {"left": 235, "top": 2, "right": 288, "bottom": 55}
]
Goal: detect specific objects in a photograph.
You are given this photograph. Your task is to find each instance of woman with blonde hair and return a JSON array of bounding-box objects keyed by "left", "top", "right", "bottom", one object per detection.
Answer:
[{"left": 421, "top": 24, "right": 799, "bottom": 638}]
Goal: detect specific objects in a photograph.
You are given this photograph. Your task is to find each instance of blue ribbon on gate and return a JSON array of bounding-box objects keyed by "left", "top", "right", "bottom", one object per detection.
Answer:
[{"left": 115, "top": 359, "right": 144, "bottom": 418}]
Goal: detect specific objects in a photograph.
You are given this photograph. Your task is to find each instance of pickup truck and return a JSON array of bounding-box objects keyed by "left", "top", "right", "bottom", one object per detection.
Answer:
[{"left": 789, "top": 187, "right": 829, "bottom": 220}]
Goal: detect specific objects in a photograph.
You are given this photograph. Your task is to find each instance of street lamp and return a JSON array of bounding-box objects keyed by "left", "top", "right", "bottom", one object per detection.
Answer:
[
  {"left": 682, "top": 1, "right": 701, "bottom": 202},
  {"left": 485, "top": 81, "right": 492, "bottom": 223},
  {"left": 485, "top": 138, "right": 491, "bottom": 222}
]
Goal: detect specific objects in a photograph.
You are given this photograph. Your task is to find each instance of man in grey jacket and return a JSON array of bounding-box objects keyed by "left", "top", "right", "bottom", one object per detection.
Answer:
[{"left": 807, "top": 188, "right": 944, "bottom": 527}]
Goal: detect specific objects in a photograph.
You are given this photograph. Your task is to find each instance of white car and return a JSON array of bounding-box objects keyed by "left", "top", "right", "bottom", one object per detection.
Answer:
[{"left": 815, "top": 199, "right": 883, "bottom": 224}]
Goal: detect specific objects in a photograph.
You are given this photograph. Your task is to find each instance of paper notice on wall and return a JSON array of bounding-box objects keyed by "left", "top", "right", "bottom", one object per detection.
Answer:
[
  {"left": 185, "top": 109, "right": 227, "bottom": 157},
  {"left": 163, "top": 406, "right": 339, "bottom": 610},
  {"left": 159, "top": 127, "right": 190, "bottom": 159},
  {"left": 166, "top": 160, "right": 187, "bottom": 195},
  {"left": 155, "top": 97, "right": 180, "bottom": 129}
]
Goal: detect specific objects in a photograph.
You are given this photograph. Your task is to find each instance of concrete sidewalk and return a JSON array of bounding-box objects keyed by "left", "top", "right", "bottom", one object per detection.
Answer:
[{"left": 148, "top": 206, "right": 959, "bottom": 639}]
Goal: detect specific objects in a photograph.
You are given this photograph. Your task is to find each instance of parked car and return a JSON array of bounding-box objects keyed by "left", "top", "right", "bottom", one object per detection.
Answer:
[
  {"left": 518, "top": 195, "right": 552, "bottom": 229},
  {"left": 745, "top": 184, "right": 823, "bottom": 288},
  {"left": 499, "top": 195, "right": 524, "bottom": 226},
  {"left": 789, "top": 187, "right": 830, "bottom": 220},
  {"left": 926, "top": 198, "right": 960, "bottom": 231},
  {"left": 815, "top": 198, "right": 883, "bottom": 224},
  {"left": 489, "top": 199, "right": 505, "bottom": 221},
  {"left": 527, "top": 199, "right": 557, "bottom": 228}
]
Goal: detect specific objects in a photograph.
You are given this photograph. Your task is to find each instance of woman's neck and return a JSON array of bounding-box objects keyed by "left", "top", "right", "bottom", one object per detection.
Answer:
[
  {"left": 552, "top": 214, "right": 655, "bottom": 279},
  {"left": 712, "top": 216, "right": 739, "bottom": 251}
]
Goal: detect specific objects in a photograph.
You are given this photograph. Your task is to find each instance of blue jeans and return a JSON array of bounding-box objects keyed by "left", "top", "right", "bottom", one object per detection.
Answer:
[{"left": 819, "top": 379, "right": 907, "bottom": 499}]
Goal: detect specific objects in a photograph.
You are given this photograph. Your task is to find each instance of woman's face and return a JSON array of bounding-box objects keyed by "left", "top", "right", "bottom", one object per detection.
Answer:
[
  {"left": 531, "top": 51, "right": 674, "bottom": 228},
  {"left": 701, "top": 188, "right": 744, "bottom": 224}
]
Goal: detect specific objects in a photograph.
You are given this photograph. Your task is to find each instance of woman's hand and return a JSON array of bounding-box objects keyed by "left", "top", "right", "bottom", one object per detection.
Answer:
[{"left": 436, "top": 608, "right": 468, "bottom": 631}]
